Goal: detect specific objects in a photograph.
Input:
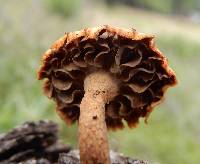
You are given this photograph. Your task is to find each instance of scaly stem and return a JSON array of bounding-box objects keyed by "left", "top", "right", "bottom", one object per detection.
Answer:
[
  {"left": 79, "top": 93, "right": 110, "bottom": 164},
  {"left": 78, "top": 71, "right": 118, "bottom": 164}
]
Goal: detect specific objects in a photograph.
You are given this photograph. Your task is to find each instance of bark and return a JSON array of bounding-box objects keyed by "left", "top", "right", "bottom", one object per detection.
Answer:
[{"left": 0, "top": 120, "right": 70, "bottom": 163}]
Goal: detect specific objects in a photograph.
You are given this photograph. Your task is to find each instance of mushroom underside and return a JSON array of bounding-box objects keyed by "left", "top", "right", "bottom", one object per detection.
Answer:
[{"left": 38, "top": 26, "right": 177, "bottom": 130}]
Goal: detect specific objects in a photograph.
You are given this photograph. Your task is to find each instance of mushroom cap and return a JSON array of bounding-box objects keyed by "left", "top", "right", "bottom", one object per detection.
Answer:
[{"left": 38, "top": 25, "right": 177, "bottom": 130}]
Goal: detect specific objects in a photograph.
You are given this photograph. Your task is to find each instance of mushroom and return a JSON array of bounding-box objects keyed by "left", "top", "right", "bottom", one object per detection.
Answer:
[{"left": 38, "top": 25, "right": 177, "bottom": 164}]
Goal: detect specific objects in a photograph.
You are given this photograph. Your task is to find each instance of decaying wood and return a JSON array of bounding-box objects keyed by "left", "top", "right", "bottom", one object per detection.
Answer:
[
  {"left": 58, "top": 150, "right": 148, "bottom": 164},
  {"left": 0, "top": 120, "right": 148, "bottom": 164},
  {"left": 0, "top": 120, "right": 71, "bottom": 163}
]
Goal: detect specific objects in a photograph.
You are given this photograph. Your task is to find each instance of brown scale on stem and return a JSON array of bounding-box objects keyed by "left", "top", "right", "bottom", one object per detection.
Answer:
[{"left": 37, "top": 25, "right": 177, "bottom": 164}]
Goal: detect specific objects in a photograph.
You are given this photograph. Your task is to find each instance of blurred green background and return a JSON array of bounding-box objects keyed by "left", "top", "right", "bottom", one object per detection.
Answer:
[{"left": 0, "top": 0, "right": 200, "bottom": 163}]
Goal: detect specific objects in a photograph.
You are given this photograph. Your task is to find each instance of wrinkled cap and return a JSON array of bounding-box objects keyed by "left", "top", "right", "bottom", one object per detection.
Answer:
[{"left": 38, "top": 25, "right": 177, "bottom": 130}]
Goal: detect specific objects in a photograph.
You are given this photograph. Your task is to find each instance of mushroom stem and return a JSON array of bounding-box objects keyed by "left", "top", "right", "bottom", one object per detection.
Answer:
[{"left": 78, "top": 71, "right": 118, "bottom": 164}]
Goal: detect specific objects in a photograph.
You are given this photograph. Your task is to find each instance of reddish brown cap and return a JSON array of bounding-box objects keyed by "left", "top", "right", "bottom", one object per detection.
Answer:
[{"left": 38, "top": 25, "right": 177, "bottom": 129}]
